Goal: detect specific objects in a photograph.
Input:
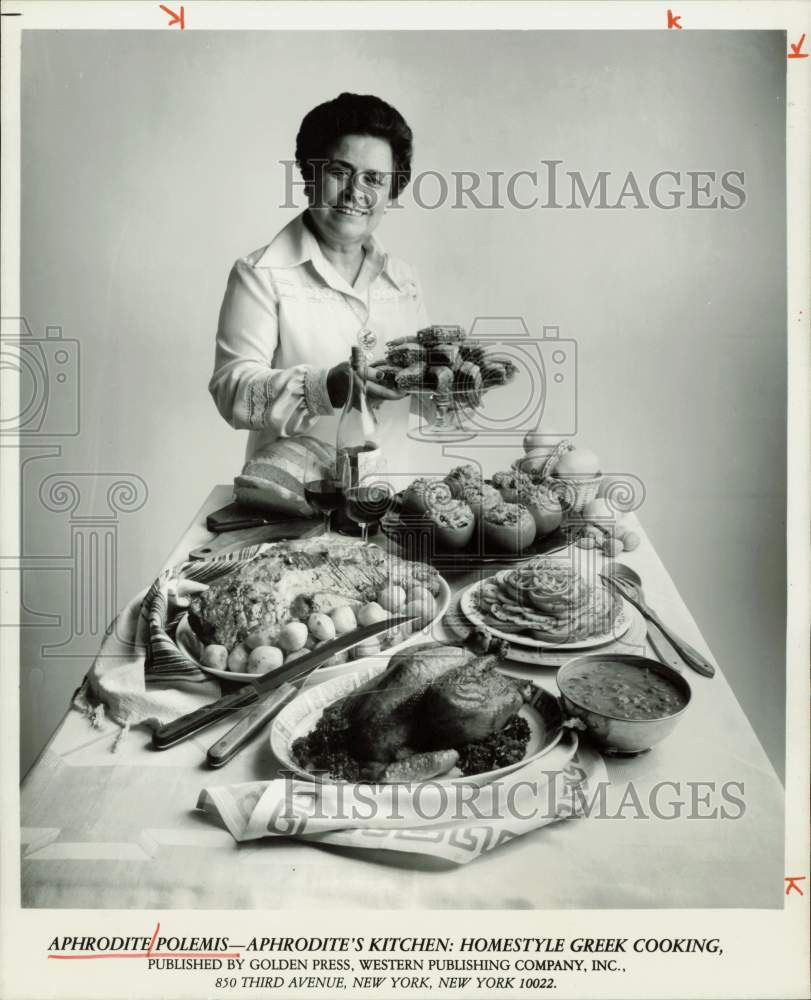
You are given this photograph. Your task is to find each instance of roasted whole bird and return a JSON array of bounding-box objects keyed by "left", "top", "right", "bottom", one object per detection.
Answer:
[{"left": 293, "top": 630, "right": 533, "bottom": 782}]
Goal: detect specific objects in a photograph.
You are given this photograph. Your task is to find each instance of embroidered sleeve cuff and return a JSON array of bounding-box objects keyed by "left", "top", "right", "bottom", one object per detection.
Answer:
[
  {"left": 246, "top": 375, "right": 275, "bottom": 429},
  {"left": 303, "top": 367, "right": 334, "bottom": 416}
]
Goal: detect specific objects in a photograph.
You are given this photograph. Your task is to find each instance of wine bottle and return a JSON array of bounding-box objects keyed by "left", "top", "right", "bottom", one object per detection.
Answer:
[{"left": 336, "top": 346, "right": 383, "bottom": 492}]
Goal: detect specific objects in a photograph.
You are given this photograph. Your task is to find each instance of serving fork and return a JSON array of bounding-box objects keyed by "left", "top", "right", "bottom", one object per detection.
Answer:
[{"left": 601, "top": 572, "right": 715, "bottom": 678}]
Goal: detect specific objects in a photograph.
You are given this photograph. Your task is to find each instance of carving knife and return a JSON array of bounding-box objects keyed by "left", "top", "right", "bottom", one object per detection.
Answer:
[
  {"left": 205, "top": 687, "right": 299, "bottom": 768},
  {"left": 151, "top": 614, "right": 416, "bottom": 751}
]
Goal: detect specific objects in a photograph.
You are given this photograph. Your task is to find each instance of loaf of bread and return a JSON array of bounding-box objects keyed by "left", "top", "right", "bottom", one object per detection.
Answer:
[{"left": 233, "top": 436, "right": 336, "bottom": 517}]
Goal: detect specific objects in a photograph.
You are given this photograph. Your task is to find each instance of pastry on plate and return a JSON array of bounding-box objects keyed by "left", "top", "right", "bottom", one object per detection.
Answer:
[
  {"left": 481, "top": 361, "right": 508, "bottom": 387},
  {"left": 473, "top": 563, "right": 619, "bottom": 643},
  {"left": 459, "top": 342, "right": 486, "bottom": 366},
  {"left": 499, "top": 560, "right": 589, "bottom": 615},
  {"left": 487, "top": 356, "right": 518, "bottom": 383},
  {"left": 454, "top": 361, "right": 483, "bottom": 406},
  {"left": 428, "top": 343, "right": 460, "bottom": 367},
  {"left": 416, "top": 325, "right": 466, "bottom": 347},
  {"left": 394, "top": 362, "right": 427, "bottom": 390},
  {"left": 387, "top": 341, "right": 426, "bottom": 367}
]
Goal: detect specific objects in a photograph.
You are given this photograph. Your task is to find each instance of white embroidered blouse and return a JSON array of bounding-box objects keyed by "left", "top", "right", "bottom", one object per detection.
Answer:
[{"left": 209, "top": 212, "right": 429, "bottom": 461}]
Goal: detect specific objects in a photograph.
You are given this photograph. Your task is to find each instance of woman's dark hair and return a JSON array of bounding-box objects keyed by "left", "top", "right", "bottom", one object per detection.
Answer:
[{"left": 295, "top": 92, "right": 413, "bottom": 198}]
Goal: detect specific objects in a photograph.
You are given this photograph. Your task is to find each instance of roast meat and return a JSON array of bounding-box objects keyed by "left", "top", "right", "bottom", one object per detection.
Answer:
[
  {"left": 337, "top": 641, "right": 526, "bottom": 763},
  {"left": 187, "top": 537, "right": 440, "bottom": 650},
  {"left": 420, "top": 657, "right": 525, "bottom": 746},
  {"left": 342, "top": 642, "right": 476, "bottom": 761}
]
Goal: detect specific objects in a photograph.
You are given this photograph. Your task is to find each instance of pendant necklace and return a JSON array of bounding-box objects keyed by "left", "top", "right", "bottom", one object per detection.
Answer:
[{"left": 342, "top": 252, "right": 377, "bottom": 360}]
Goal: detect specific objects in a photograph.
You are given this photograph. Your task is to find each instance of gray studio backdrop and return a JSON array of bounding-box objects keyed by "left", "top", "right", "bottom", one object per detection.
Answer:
[{"left": 17, "top": 30, "right": 786, "bottom": 778}]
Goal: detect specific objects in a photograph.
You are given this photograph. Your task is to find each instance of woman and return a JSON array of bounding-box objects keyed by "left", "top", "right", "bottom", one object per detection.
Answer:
[{"left": 209, "top": 92, "right": 429, "bottom": 471}]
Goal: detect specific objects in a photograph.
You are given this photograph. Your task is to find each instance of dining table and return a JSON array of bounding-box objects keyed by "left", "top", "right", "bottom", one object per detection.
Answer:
[{"left": 20, "top": 485, "right": 785, "bottom": 910}]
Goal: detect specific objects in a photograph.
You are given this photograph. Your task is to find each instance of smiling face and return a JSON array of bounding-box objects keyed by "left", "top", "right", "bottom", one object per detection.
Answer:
[{"left": 306, "top": 133, "right": 394, "bottom": 249}]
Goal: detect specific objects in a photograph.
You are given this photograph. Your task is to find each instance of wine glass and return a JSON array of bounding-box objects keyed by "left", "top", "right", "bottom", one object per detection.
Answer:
[
  {"left": 343, "top": 480, "right": 394, "bottom": 543},
  {"left": 303, "top": 450, "right": 342, "bottom": 535}
]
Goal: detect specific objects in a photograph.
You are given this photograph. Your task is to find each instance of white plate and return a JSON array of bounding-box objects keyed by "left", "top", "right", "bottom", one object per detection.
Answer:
[
  {"left": 175, "top": 577, "right": 452, "bottom": 684},
  {"left": 459, "top": 580, "right": 631, "bottom": 650},
  {"left": 270, "top": 658, "right": 567, "bottom": 787},
  {"left": 493, "top": 604, "right": 647, "bottom": 665}
]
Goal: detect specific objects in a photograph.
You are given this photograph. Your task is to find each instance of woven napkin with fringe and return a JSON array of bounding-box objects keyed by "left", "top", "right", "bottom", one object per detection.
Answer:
[{"left": 73, "top": 544, "right": 270, "bottom": 736}]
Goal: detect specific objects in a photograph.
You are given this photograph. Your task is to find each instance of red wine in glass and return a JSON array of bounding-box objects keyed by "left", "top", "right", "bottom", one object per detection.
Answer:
[
  {"left": 344, "top": 485, "right": 393, "bottom": 543},
  {"left": 304, "top": 479, "right": 344, "bottom": 534}
]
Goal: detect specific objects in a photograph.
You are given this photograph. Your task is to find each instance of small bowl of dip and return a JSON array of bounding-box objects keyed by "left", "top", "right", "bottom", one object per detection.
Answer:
[{"left": 556, "top": 654, "right": 691, "bottom": 756}]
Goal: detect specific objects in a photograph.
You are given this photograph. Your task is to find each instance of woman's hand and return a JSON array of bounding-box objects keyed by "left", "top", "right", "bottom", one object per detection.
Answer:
[{"left": 327, "top": 361, "right": 408, "bottom": 408}]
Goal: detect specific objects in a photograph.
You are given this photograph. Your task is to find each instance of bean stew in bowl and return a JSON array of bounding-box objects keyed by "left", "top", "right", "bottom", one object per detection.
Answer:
[{"left": 556, "top": 654, "right": 692, "bottom": 756}]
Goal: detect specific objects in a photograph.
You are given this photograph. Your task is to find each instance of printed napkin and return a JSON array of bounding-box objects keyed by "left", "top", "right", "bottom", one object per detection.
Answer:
[{"left": 197, "top": 733, "right": 607, "bottom": 865}]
